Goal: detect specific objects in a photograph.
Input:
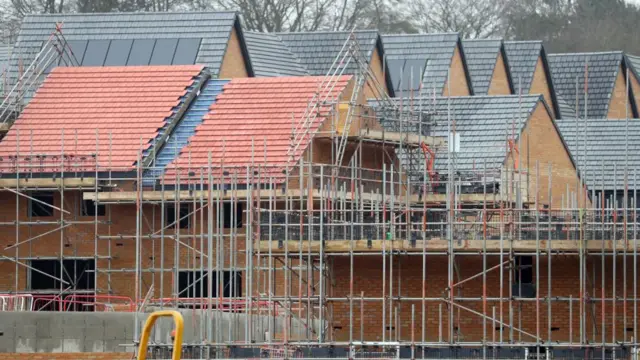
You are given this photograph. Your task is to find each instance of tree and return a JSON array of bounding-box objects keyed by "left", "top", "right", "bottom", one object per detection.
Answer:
[
  {"left": 1, "top": 0, "right": 71, "bottom": 43},
  {"left": 192, "top": 0, "right": 411, "bottom": 32},
  {"left": 502, "top": 0, "right": 574, "bottom": 44},
  {"left": 75, "top": 0, "right": 181, "bottom": 12},
  {"left": 408, "top": 0, "right": 509, "bottom": 38},
  {"left": 504, "top": 0, "right": 640, "bottom": 54}
]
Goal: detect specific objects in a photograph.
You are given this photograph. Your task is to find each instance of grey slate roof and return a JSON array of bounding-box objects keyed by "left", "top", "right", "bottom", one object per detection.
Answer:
[
  {"left": 462, "top": 39, "right": 506, "bottom": 95},
  {"left": 548, "top": 51, "right": 623, "bottom": 119},
  {"left": 504, "top": 40, "right": 561, "bottom": 119},
  {"left": 557, "top": 95, "right": 578, "bottom": 118},
  {"left": 372, "top": 95, "right": 549, "bottom": 172},
  {"left": 429, "top": 95, "right": 546, "bottom": 171},
  {"left": 0, "top": 45, "right": 10, "bottom": 75},
  {"left": 555, "top": 119, "right": 640, "bottom": 189},
  {"left": 503, "top": 41, "right": 542, "bottom": 94},
  {"left": 625, "top": 53, "right": 640, "bottom": 86},
  {"left": 244, "top": 32, "right": 308, "bottom": 77},
  {"left": 9, "top": 11, "right": 250, "bottom": 80},
  {"left": 276, "top": 30, "right": 379, "bottom": 76},
  {"left": 382, "top": 33, "right": 470, "bottom": 95}
]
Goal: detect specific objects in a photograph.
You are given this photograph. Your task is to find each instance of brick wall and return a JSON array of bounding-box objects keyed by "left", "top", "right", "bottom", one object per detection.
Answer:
[
  {"left": 329, "top": 255, "right": 640, "bottom": 343},
  {"left": 443, "top": 45, "right": 471, "bottom": 96},
  {"left": 530, "top": 57, "right": 557, "bottom": 119},
  {"left": 515, "top": 100, "right": 585, "bottom": 207},
  {"left": 0, "top": 189, "right": 248, "bottom": 301},
  {"left": 219, "top": 27, "right": 249, "bottom": 78},
  {"left": 0, "top": 187, "right": 637, "bottom": 345},
  {"left": 608, "top": 65, "right": 633, "bottom": 119},
  {"left": 487, "top": 52, "right": 512, "bottom": 95},
  {"left": 0, "top": 353, "right": 133, "bottom": 360},
  {"left": 364, "top": 47, "right": 389, "bottom": 98}
]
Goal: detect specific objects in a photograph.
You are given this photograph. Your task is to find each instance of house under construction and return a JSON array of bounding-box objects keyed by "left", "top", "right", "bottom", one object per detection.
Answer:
[{"left": 0, "top": 15, "right": 639, "bottom": 360}]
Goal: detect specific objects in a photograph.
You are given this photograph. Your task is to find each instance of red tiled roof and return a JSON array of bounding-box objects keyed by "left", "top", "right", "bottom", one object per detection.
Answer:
[
  {"left": 165, "top": 75, "right": 351, "bottom": 183},
  {"left": 0, "top": 65, "right": 203, "bottom": 173}
]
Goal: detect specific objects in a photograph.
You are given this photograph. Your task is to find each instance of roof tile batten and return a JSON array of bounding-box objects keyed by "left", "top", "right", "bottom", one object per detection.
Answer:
[
  {"left": 0, "top": 65, "right": 204, "bottom": 172},
  {"left": 164, "top": 75, "right": 352, "bottom": 183}
]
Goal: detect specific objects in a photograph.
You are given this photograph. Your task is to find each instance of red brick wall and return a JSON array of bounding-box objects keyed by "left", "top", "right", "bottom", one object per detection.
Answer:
[
  {"left": 0, "top": 189, "right": 248, "bottom": 301},
  {"left": 1, "top": 190, "right": 637, "bottom": 345},
  {"left": 0, "top": 353, "right": 133, "bottom": 360},
  {"left": 329, "top": 255, "right": 639, "bottom": 344},
  {"left": 516, "top": 101, "right": 585, "bottom": 207}
]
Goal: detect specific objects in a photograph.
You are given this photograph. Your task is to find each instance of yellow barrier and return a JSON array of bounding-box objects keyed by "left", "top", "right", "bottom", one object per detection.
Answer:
[{"left": 137, "top": 310, "right": 184, "bottom": 360}]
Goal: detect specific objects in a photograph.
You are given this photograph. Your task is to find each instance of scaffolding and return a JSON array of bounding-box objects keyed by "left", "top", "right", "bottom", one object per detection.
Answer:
[
  {"left": 0, "top": 31, "right": 638, "bottom": 360},
  {"left": 0, "top": 22, "right": 79, "bottom": 134}
]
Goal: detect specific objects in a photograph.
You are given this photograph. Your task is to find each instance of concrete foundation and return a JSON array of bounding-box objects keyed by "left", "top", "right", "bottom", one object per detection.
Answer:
[{"left": 0, "top": 310, "right": 310, "bottom": 353}]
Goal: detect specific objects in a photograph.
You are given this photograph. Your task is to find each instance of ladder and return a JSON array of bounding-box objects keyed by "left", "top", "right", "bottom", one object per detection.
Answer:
[
  {"left": 334, "top": 32, "right": 370, "bottom": 168},
  {"left": 0, "top": 23, "right": 79, "bottom": 126},
  {"left": 285, "top": 30, "right": 356, "bottom": 170}
]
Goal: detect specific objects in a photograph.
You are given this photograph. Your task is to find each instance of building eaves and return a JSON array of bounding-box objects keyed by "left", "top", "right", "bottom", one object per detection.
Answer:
[
  {"left": 539, "top": 45, "right": 562, "bottom": 119},
  {"left": 244, "top": 31, "right": 309, "bottom": 77},
  {"left": 623, "top": 53, "right": 640, "bottom": 118},
  {"left": 429, "top": 95, "right": 542, "bottom": 172},
  {"left": 548, "top": 51, "right": 624, "bottom": 119}
]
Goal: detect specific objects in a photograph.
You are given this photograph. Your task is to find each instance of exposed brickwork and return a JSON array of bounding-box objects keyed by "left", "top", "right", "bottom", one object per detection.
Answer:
[
  {"left": 0, "top": 353, "right": 133, "bottom": 360},
  {"left": 363, "top": 47, "right": 388, "bottom": 98},
  {"left": 487, "top": 52, "right": 512, "bottom": 95},
  {"left": 219, "top": 27, "right": 249, "bottom": 78},
  {"left": 608, "top": 65, "right": 633, "bottom": 119},
  {"left": 0, "top": 59, "right": 627, "bottom": 352},
  {"left": 529, "top": 57, "right": 557, "bottom": 119},
  {"left": 515, "top": 100, "right": 585, "bottom": 207},
  {"left": 329, "top": 255, "right": 640, "bottom": 343},
  {"left": 443, "top": 45, "right": 471, "bottom": 96},
  {"left": 0, "top": 190, "right": 249, "bottom": 300}
]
